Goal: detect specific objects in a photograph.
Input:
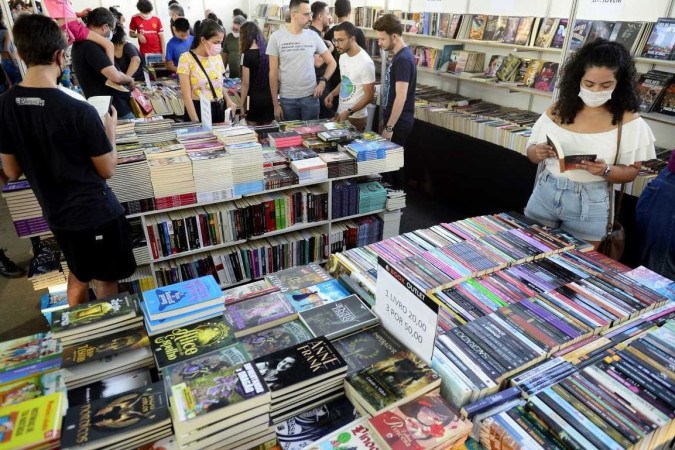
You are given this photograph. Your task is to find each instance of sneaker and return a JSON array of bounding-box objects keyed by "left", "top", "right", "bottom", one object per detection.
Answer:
[{"left": 0, "top": 248, "right": 26, "bottom": 279}]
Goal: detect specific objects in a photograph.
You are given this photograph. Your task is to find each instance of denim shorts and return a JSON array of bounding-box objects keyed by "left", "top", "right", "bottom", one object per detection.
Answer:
[
  {"left": 525, "top": 170, "right": 610, "bottom": 242},
  {"left": 279, "top": 96, "right": 320, "bottom": 121}
]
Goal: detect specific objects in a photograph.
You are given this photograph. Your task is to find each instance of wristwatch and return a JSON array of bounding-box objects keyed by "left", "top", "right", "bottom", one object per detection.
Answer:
[
  {"left": 319, "top": 77, "right": 328, "bottom": 83},
  {"left": 347, "top": 108, "right": 354, "bottom": 115},
  {"left": 385, "top": 125, "right": 394, "bottom": 132},
  {"left": 603, "top": 164, "right": 611, "bottom": 177}
]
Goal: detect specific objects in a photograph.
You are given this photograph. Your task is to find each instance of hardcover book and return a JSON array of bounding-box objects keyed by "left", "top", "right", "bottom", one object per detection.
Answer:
[
  {"left": 369, "top": 388, "right": 472, "bottom": 449},
  {"left": 587, "top": 20, "right": 613, "bottom": 41},
  {"left": 150, "top": 317, "right": 237, "bottom": 369},
  {"left": 332, "top": 326, "right": 406, "bottom": 375},
  {"left": 641, "top": 17, "right": 675, "bottom": 60},
  {"left": 224, "top": 292, "right": 297, "bottom": 337},
  {"left": 345, "top": 350, "right": 441, "bottom": 415},
  {"left": 299, "top": 295, "right": 379, "bottom": 341},
  {"left": 60, "top": 383, "right": 170, "bottom": 449},
  {"left": 550, "top": 19, "right": 568, "bottom": 49},
  {"left": 265, "top": 263, "right": 332, "bottom": 292},
  {"left": 481, "top": 15, "right": 501, "bottom": 41},
  {"left": 275, "top": 396, "right": 360, "bottom": 450},
  {"left": 66, "top": 369, "right": 154, "bottom": 407},
  {"left": 62, "top": 328, "right": 149, "bottom": 368},
  {"left": 240, "top": 321, "right": 314, "bottom": 360},
  {"left": 142, "top": 276, "right": 223, "bottom": 321},
  {"left": 501, "top": 17, "right": 521, "bottom": 44},
  {"left": 468, "top": 15, "right": 487, "bottom": 40},
  {"left": 305, "top": 418, "right": 383, "bottom": 450},
  {"left": 284, "top": 280, "right": 352, "bottom": 312},
  {"left": 170, "top": 362, "right": 269, "bottom": 425},
  {"left": 657, "top": 81, "right": 675, "bottom": 115},
  {"left": 161, "top": 343, "right": 251, "bottom": 388},
  {"left": 636, "top": 70, "right": 673, "bottom": 112},
  {"left": 533, "top": 62, "right": 559, "bottom": 92},
  {"left": 253, "top": 337, "right": 347, "bottom": 395},
  {"left": 514, "top": 17, "right": 534, "bottom": 45},
  {"left": 534, "top": 18, "right": 559, "bottom": 48},
  {"left": 570, "top": 19, "right": 590, "bottom": 51},
  {"left": 0, "top": 392, "right": 64, "bottom": 449},
  {"left": 609, "top": 22, "right": 644, "bottom": 53},
  {"left": 51, "top": 293, "right": 140, "bottom": 334}
]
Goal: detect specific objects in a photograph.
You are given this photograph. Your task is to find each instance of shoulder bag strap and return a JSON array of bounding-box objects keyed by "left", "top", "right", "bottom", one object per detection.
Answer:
[
  {"left": 189, "top": 51, "right": 220, "bottom": 100},
  {"left": 606, "top": 121, "right": 624, "bottom": 234}
]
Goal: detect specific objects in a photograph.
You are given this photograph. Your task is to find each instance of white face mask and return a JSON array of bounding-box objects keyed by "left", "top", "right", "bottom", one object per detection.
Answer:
[
  {"left": 578, "top": 85, "right": 613, "bottom": 107},
  {"left": 232, "top": 32, "right": 240, "bottom": 38}
]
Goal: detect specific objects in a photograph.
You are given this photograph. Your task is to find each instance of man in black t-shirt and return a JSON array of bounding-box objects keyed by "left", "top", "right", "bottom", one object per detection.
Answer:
[
  {"left": 0, "top": 15, "right": 136, "bottom": 306},
  {"left": 309, "top": 1, "right": 335, "bottom": 119},
  {"left": 71, "top": 8, "right": 136, "bottom": 119}
]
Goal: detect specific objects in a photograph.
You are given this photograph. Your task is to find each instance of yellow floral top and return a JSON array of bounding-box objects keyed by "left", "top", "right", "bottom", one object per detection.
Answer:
[{"left": 176, "top": 52, "right": 225, "bottom": 101}]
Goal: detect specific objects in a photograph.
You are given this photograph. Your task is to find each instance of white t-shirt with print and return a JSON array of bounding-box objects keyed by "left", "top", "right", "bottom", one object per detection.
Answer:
[{"left": 337, "top": 48, "right": 376, "bottom": 119}]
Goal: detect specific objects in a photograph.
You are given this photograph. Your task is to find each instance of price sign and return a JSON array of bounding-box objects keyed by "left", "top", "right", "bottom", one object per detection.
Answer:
[
  {"left": 200, "top": 93, "right": 212, "bottom": 130},
  {"left": 375, "top": 258, "right": 439, "bottom": 364}
]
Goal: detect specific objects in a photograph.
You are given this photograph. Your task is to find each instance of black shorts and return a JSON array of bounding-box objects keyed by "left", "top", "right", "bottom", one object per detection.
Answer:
[{"left": 52, "top": 216, "right": 137, "bottom": 283}]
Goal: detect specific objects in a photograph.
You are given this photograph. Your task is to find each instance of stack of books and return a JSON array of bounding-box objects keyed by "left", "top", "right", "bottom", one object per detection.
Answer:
[
  {"left": 290, "top": 157, "right": 328, "bottom": 183},
  {"left": 252, "top": 336, "right": 348, "bottom": 424},
  {"left": 358, "top": 181, "right": 387, "bottom": 213},
  {"left": 331, "top": 179, "right": 359, "bottom": 218},
  {"left": 27, "top": 240, "right": 66, "bottom": 291},
  {"left": 1, "top": 180, "right": 49, "bottom": 237},
  {"left": 188, "top": 150, "right": 235, "bottom": 202},
  {"left": 0, "top": 333, "right": 62, "bottom": 386},
  {"left": 147, "top": 156, "right": 197, "bottom": 209},
  {"left": 319, "top": 150, "right": 357, "bottom": 178},
  {"left": 39, "top": 289, "right": 68, "bottom": 325},
  {"left": 60, "top": 383, "right": 172, "bottom": 450},
  {"left": 263, "top": 166, "right": 299, "bottom": 190},
  {"left": 135, "top": 118, "right": 176, "bottom": 143},
  {"left": 278, "top": 146, "right": 318, "bottom": 161},
  {"left": 224, "top": 291, "right": 298, "bottom": 337},
  {"left": 269, "top": 131, "right": 303, "bottom": 148},
  {"left": 108, "top": 146, "right": 155, "bottom": 215},
  {"left": 384, "top": 184, "right": 406, "bottom": 210},
  {"left": 345, "top": 349, "right": 441, "bottom": 417},
  {"left": 381, "top": 210, "right": 403, "bottom": 240},
  {"left": 226, "top": 141, "right": 265, "bottom": 196},
  {"left": 140, "top": 275, "right": 225, "bottom": 336},
  {"left": 304, "top": 418, "right": 383, "bottom": 448},
  {"left": 298, "top": 294, "right": 379, "bottom": 340},
  {"left": 166, "top": 361, "right": 273, "bottom": 449}
]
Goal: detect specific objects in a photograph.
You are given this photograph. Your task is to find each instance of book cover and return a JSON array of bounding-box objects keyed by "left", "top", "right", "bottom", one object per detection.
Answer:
[
  {"left": 610, "top": 22, "right": 644, "bottom": 52},
  {"left": 253, "top": 337, "right": 347, "bottom": 393},
  {"left": 0, "top": 371, "right": 66, "bottom": 408},
  {"left": 491, "top": 16, "right": 508, "bottom": 41},
  {"left": 551, "top": 19, "right": 568, "bottom": 49},
  {"left": 484, "top": 55, "right": 504, "bottom": 77},
  {"left": 61, "top": 328, "right": 149, "bottom": 368},
  {"left": 222, "top": 280, "right": 279, "bottom": 305},
  {"left": 60, "top": 383, "right": 170, "bottom": 448},
  {"left": 40, "top": 291, "right": 68, "bottom": 313},
  {"left": 332, "top": 326, "right": 406, "bottom": 375},
  {"left": 588, "top": 20, "right": 613, "bottom": 41},
  {"left": 305, "top": 418, "right": 383, "bottom": 450},
  {"left": 284, "top": 280, "right": 352, "bottom": 312},
  {"left": 514, "top": 17, "right": 534, "bottom": 46},
  {"left": 275, "top": 396, "right": 360, "bottom": 450},
  {"left": 67, "top": 369, "right": 153, "bottom": 407},
  {"left": 570, "top": 20, "right": 590, "bottom": 51},
  {"left": 657, "top": 81, "right": 675, "bottom": 115},
  {"left": 299, "top": 295, "right": 379, "bottom": 341},
  {"left": 642, "top": 18, "right": 675, "bottom": 60},
  {"left": 224, "top": 292, "right": 297, "bottom": 336},
  {"left": 481, "top": 15, "right": 500, "bottom": 41},
  {"left": 636, "top": 71, "right": 673, "bottom": 112},
  {"left": 0, "top": 392, "right": 64, "bottom": 449},
  {"left": 496, "top": 54, "right": 521, "bottom": 82},
  {"left": 624, "top": 266, "right": 675, "bottom": 300},
  {"left": 369, "top": 388, "right": 472, "bottom": 449},
  {"left": 142, "top": 276, "right": 223, "bottom": 320},
  {"left": 51, "top": 293, "right": 139, "bottom": 334},
  {"left": 501, "top": 17, "right": 521, "bottom": 44},
  {"left": 533, "top": 62, "right": 559, "bottom": 92},
  {"left": 436, "top": 45, "right": 464, "bottom": 72},
  {"left": 0, "top": 333, "right": 61, "bottom": 375},
  {"left": 265, "top": 263, "right": 332, "bottom": 293},
  {"left": 522, "top": 60, "right": 544, "bottom": 87},
  {"left": 469, "top": 15, "right": 487, "bottom": 40},
  {"left": 240, "top": 321, "right": 314, "bottom": 360},
  {"left": 162, "top": 343, "right": 251, "bottom": 388},
  {"left": 346, "top": 350, "right": 440, "bottom": 415},
  {"left": 170, "top": 362, "right": 268, "bottom": 423},
  {"left": 534, "top": 18, "right": 559, "bottom": 48},
  {"left": 150, "top": 317, "right": 237, "bottom": 369}
]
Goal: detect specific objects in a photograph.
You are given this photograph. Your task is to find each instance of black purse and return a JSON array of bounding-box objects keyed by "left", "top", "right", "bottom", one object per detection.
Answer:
[
  {"left": 189, "top": 51, "right": 226, "bottom": 123},
  {"left": 598, "top": 121, "right": 626, "bottom": 260}
]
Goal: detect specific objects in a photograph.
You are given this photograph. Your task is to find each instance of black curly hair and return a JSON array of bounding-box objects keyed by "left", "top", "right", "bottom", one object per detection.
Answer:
[{"left": 553, "top": 38, "right": 639, "bottom": 125}]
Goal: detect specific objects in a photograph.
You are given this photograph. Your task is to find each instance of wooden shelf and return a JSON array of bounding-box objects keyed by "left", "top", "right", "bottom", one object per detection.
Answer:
[{"left": 332, "top": 209, "right": 386, "bottom": 223}]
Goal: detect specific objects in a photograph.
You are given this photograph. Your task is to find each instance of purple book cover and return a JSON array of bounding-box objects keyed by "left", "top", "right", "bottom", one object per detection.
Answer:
[
  {"left": 520, "top": 300, "right": 582, "bottom": 339},
  {"left": 224, "top": 292, "right": 295, "bottom": 332}
]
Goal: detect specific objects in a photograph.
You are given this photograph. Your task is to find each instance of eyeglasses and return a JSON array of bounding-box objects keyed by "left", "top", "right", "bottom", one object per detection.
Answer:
[{"left": 332, "top": 38, "right": 349, "bottom": 44}]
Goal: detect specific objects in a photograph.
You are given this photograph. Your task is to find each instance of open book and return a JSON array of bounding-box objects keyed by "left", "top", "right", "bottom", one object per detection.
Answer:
[
  {"left": 87, "top": 96, "right": 112, "bottom": 118},
  {"left": 547, "top": 134, "right": 597, "bottom": 172}
]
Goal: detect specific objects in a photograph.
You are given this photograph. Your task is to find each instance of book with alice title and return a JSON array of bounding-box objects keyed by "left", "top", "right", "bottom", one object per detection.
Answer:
[
  {"left": 345, "top": 350, "right": 441, "bottom": 416},
  {"left": 240, "top": 321, "right": 314, "bottom": 360},
  {"left": 60, "top": 383, "right": 171, "bottom": 449},
  {"left": 284, "top": 280, "right": 352, "bottom": 312},
  {"left": 150, "top": 317, "right": 236, "bottom": 369},
  {"left": 161, "top": 344, "right": 251, "bottom": 388},
  {"left": 0, "top": 392, "right": 65, "bottom": 449},
  {"left": 142, "top": 276, "right": 223, "bottom": 321},
  {"left": 61, "top": 328, "right": 150, "bottom": 368},
  {"left": 369, "top": 388, "right": 473, "bottom": 449},
  {"left": 224, "top": 292, "right": 297, "bottom": 337},
  {"left": 299, "top": 295, "right": 379, "bottom": 340}
]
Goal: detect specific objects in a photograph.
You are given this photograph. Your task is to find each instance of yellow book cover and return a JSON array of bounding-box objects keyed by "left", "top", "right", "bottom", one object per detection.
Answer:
[{"left": 0, "top": 392, "right": 64, "bottom": 450}]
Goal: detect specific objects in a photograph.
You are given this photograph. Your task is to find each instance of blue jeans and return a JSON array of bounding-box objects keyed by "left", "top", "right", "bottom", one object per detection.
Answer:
[
  {"left": 636, "top": 169, "right": 675, "bottom": 280},
  {"left": 279, "top": 96, "right": 319, "bottom": 121},
  {"left": 524, "top": 169, "right": 610, "bottom": 242},
  {"left": 119, "top": 111, "right": 136, "bottom": 120}
]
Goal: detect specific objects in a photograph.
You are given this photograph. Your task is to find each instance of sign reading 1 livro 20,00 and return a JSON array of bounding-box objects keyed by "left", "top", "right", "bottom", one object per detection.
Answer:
[{"left": 375, "top": 258, "right": 439, "bottom": 364}]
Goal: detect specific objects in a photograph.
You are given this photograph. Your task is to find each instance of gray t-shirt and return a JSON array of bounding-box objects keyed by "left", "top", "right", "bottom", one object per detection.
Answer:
[{"left": 266, "top": 28, "right": 328, "bottom": 99}]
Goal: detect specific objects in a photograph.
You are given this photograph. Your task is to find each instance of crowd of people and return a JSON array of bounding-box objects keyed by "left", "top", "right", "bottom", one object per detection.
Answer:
[{"left": 0, "top": 0, "right": 672, "bottom": 303}]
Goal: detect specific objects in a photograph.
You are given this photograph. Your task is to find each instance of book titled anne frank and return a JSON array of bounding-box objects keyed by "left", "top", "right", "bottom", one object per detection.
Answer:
[
  {"left": 142, "top": 275, "right": 223, "bottom": 321},
  {"left": 299, "top": 295, "right": 379, "bottom": 340}
]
